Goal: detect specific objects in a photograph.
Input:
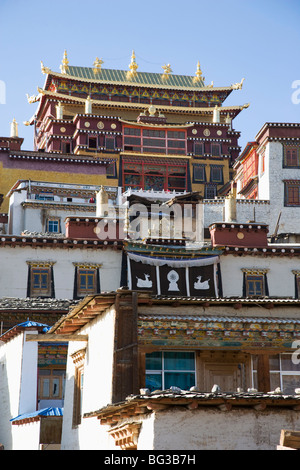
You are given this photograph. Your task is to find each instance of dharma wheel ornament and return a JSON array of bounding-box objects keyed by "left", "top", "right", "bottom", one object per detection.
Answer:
[{"left": 161, "top": 63, "right": 172, "bottom": 80}]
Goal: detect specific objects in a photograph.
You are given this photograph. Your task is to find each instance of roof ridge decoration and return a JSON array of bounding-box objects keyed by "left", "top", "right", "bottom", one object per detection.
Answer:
[
  {"left": 126, "top": 50, "right": 139, "bottom": 80},
  {"left": 161, "top": 63, "right": 173, "bottom": 81},
  {"left": 60, "top": 49, "right": 69, "bottom": 74},
  {"left": 93, "top": 57, "right": 104, "bottom": 75},
  {"left": 193, "top": 61, "right": 205, "bottom": 84}
]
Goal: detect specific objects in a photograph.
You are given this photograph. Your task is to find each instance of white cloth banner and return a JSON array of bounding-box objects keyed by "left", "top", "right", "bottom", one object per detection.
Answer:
[{"left": 127, "top": 252, "right": 219, "bottom": 268}]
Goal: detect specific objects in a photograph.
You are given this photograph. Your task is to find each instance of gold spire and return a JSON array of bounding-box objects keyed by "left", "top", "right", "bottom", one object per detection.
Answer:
[
  {"left": 161, "top": 63, "right": 172, "bottom": 80},
  {"left": 127, "top": 50, "right": 138, "bottom": 80},
  {"left": 193, "top": 61, "right": 205, "bottom": 83},
  {"left": 93, "top": 57, "right": 104, "bottom": 74},
  {"left": 60, "top": 50, "right": 69, "bottom": 74}
]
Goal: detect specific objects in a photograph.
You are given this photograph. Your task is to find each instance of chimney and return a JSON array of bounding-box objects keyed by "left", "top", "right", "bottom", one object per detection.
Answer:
[
  {"left": 56, "top": 102, "right": 64, "bottom": 119},
  {"left": 10, "top": 118, "right": 18, "bottom": 137},
  {"left": 224, "top": 182, "right": 237, "bottom": 223},
  {"left": 213, "top": 106, "right": 220, "bottom": 123},
  {"left": 96, "top": 186, "right": 109, "bottom": 217},
  {"left": 85, "top": 96, "right": 92, "bottom": 114}
]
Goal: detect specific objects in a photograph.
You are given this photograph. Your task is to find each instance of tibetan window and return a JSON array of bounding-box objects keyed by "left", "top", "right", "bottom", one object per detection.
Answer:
[
  {"left": 61, "top": 141, "right": 72, "bottom": 154},
  {"left": 145, "top": 351, "right": 196, "bottom": 392},
  {"left": 210, "top": 165, "right": 224, "bottom": 184},
  {"left": 194, "top": 142, "right": 204, "bottom": 157},
  {"left": 193, "top": 164, "right": 206, "bottom": 183},
  {"left": 283, "top": 145, "right": 300, "bottom": 168},
  {"left": 242, "top": 269, "right": 269, "bottom": 297},
  {"left": 88, "top": 136, "right": 98, "bottom": 149},
  {"left": 292, "top": 270, "right": 300, "bottom": 298},
  {"left": 27, "top": 261, "right": 55, "bottom": 298},
  {"left": 106, "top": 161, "right": 117, "bottom": 179},
  {"left": 284, "top": 180, "right": 300, "bottom": 206},
  {"left": 73, "top": 263, "right": 101, "bottom": 299},
  {"left": 211, "top": 143, "right": 221, "bottom": 157},
  {"left": 105, "top": 136, "right": 115, "bottom": 151}
]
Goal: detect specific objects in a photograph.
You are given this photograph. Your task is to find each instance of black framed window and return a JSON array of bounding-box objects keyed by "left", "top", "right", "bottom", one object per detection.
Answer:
[
  {"left": 210, "top": 165, "right": 224, "bottom": 184},
  {"left": 73, "top": 264, "right": 101, "bottom": 299},
  {"left": 193, "top": 164, "right": 206, "bottom": 183},
  {"left": 242, "top": 270, "right": 269, "bottom": 298}
]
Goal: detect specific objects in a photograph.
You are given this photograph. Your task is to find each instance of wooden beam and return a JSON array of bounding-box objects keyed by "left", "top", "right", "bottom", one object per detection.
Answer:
[
  {"left": 26, "top": 334, "right": 88, "bottom": 342},
  {"left": 280, "top": 430, "right": 300, "bottom": 449}
]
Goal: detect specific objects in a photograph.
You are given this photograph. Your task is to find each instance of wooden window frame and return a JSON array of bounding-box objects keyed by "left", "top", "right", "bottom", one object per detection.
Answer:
[
  {"left": 72, "top": 349, "right": 86, "bottom": 427},
  {"left": 242, "top": 269, "right": 269, "bottom": 298},
  {"left": 38, "top": 367, "right": 66, "bottom": 400},
  {"left": 77, "top": 268, "right": 97, "bottom": 296},
  {"left": 27, "top": 262, "right": 55, "bottom": 298},
  {"left": 145, "top": 351, "right": 196, "bottom": 392},
  {"left": 73, "top": 263, "right": 101, "bottom": 299},
  {"left": 284, "top": 181, "right": 300, "bottom": 207},
  {"left": 283, "top": 145, "right": 300, "bottom": 168},
  {"left": 122, "top": 160, "right": 188, "bottom": 192}
]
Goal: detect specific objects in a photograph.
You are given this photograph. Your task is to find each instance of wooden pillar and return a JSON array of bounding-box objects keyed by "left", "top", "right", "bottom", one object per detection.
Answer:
[{"left": 256, "top": 354, "right": 271, "bottom": 393}]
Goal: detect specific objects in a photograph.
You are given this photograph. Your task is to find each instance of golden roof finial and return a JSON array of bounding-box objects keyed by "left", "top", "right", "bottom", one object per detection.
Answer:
[
  {"left": 60, "top": 50, "right": 69, "bottom": 74},
  {"left": 93, "top": 57, "right": 104, "bottom": 74},
  {"left": 193, "top": 61, "right": 205, "bottom": 83},
  {"left": 127, "top": 50, "right": 138, "bottom": 80},
  {"left": 162, "top": 63, "right": 172, "bottom": 80}
]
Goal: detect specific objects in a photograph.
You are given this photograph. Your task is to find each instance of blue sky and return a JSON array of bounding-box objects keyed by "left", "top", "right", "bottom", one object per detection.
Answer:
[{"left": 0, "top": 0, "right": 299, "bottom": 151}]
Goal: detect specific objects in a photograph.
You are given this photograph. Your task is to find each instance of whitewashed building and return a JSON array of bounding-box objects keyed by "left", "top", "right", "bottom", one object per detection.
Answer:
[{"left": 0, "top": 321, "right": 64, "bottom": 450}]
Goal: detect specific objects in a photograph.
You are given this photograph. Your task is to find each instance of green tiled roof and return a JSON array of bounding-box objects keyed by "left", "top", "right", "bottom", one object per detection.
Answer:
[{"left": 66, "top": 66, "right": 205, "bottom": 90}]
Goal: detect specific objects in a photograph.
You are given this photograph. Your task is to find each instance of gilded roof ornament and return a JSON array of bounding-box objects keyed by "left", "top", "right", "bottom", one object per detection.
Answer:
[
  {"left": 126, "top": 50, "right": 138, "bottom": 80},
  {"left": 60, "top": 50, "right": 69, "bottom": 74},
  {"left": 232, "top": 78, "right": 245, "bottom": 90},
  {"left": 26, "top": 93, "right": 40, "bottom": 104},
  {"left": 40, "top": 61, "right": 51, "bottom": 75},
  {"left": 162, "top": 63, "right": 172, "bottom": 80},
  {"left": 193, "top": 61, "right": 205, "bottom": 84},
  {"left": 93, "top": 57, "right": 103, "bottom": 75}
]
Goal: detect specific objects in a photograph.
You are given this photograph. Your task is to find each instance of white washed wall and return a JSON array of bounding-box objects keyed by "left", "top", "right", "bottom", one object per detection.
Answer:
[
  {"left": 220, "top": 253, "right": 300, "bottom": 298},
  {"left": 0, "top": 330, "right": 38, "bottom": 450},
  {"left": 11, "top": 421, "right": 40, "bottom": 451},
  {"left": 61, "top": 305, "right": 117, "bottom": 450},
  {"left": 0, "top": 245, "right": 122, "bottom": 298},
  {"left": 139, "top": 407, "right": 300, "bottom": 450}
]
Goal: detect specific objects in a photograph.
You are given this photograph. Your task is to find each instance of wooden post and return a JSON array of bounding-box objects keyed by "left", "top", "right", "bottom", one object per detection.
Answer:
[{"left": 256, "top": 354, "right": 270, "bottom": 393}]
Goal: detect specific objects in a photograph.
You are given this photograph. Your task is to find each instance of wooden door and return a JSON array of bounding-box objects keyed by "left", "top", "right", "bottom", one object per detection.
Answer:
[{"left": 204, "top": 363, "right": 242, "bottom": 392}]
